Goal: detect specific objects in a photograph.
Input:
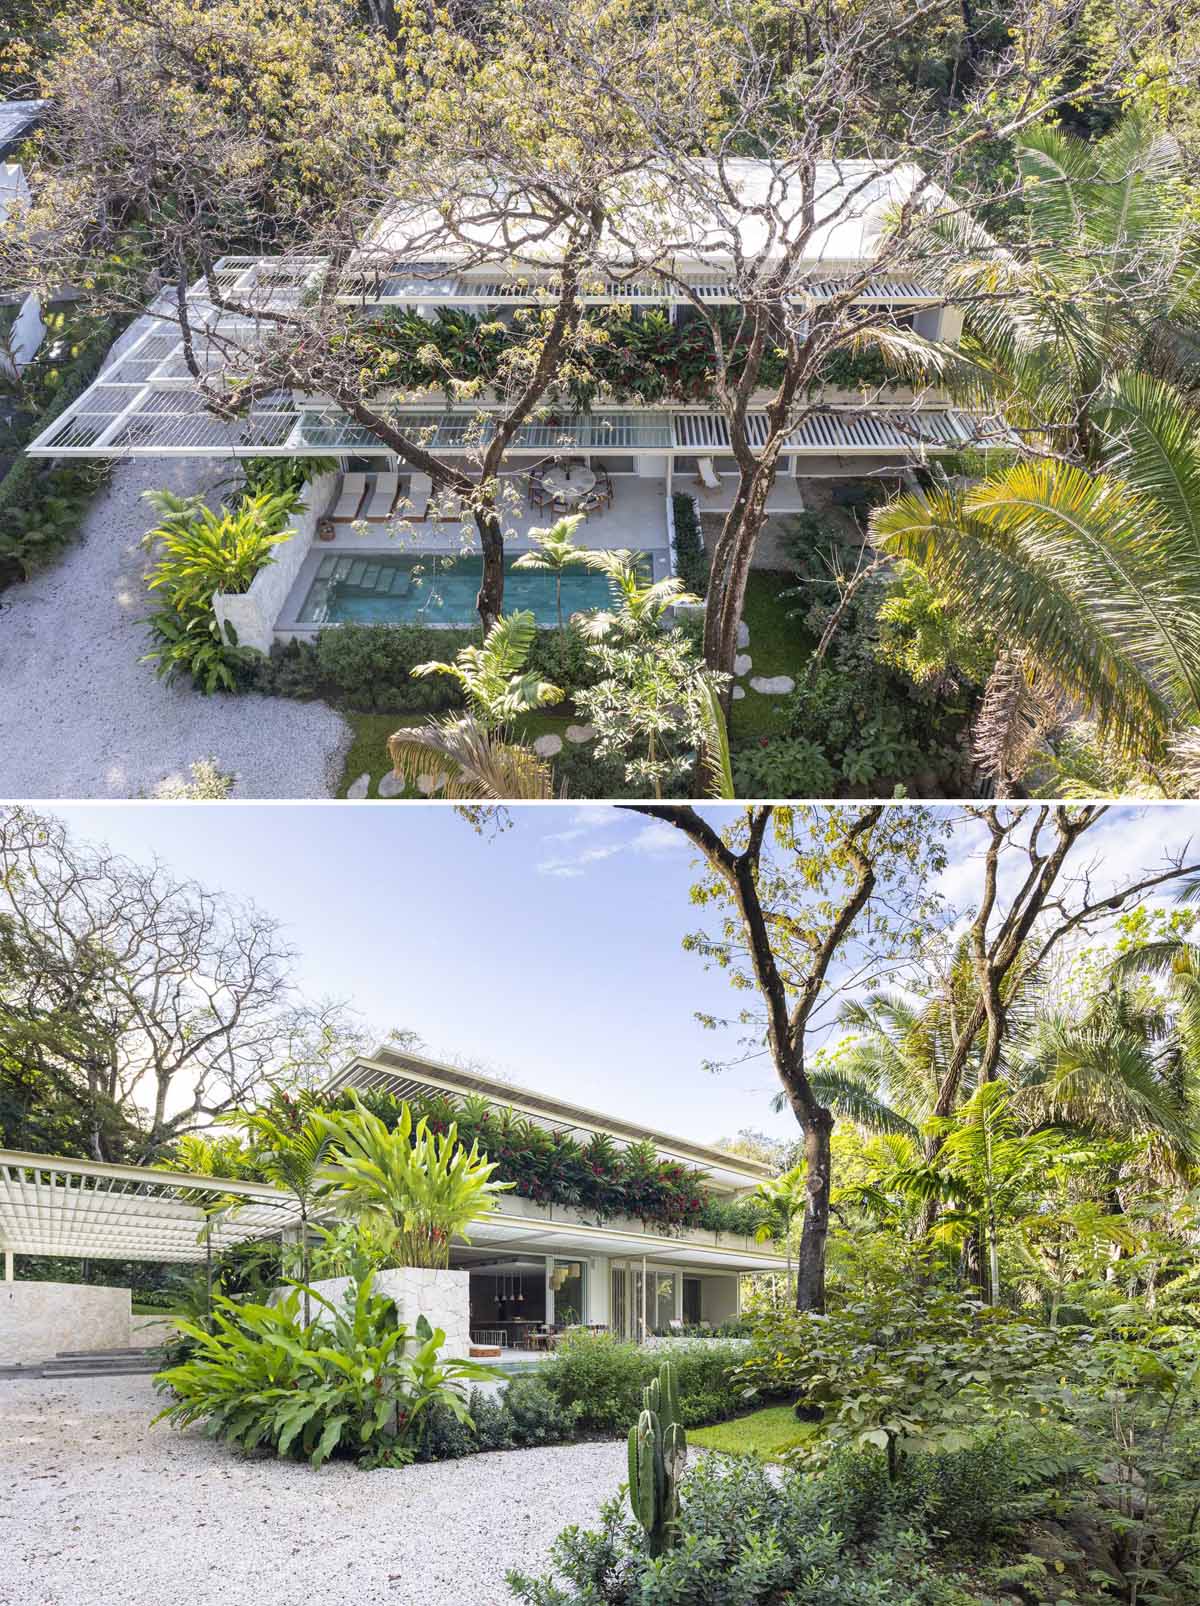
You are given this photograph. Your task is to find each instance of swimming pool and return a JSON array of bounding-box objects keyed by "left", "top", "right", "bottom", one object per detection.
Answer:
[{"left": 297, "top": 552, "right": 616, "bottom": 628}]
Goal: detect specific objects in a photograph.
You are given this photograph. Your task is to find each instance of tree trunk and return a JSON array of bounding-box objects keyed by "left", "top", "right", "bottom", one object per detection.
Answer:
[
  {"left": 794, "top": 1108, "right": 834, "bottom": 1313},
  {"left": 702, "top": 455, "right": 781, "bottom": 688},
  {"left": 476, "top": 510, "right": 506, "bottom": 633}
]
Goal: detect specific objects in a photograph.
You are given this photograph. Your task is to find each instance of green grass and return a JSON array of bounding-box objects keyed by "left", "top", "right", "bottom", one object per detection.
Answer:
[
  {"left": 337, "top": 710, "right": 575, "bottom": 797},
  {"left": 729, "top": 572, "right": 815, "bottom": 746},
  {"left": 689, "top": 1405, "right": 821, "bottom": 1463}
]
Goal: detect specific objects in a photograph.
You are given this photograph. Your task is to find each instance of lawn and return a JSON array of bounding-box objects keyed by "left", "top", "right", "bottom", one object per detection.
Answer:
[
  {"left": 728, "top": 571, "right": 815, "bottom": 746},
  {"left": 689, "top": 1405, "right": 820, "bottom": 1463},
  {"left": 338, "top": 711, "right": 576, "bottom": 797}
]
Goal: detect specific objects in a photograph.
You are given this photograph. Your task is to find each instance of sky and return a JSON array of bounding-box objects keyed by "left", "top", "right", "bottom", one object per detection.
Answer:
[{"left": 36, "top": 802, "right": 1200, "bottom": 1151}]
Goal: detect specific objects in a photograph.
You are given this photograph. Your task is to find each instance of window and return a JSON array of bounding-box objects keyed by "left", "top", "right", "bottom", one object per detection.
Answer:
[
  {"left": 683, "top": 1277, "right": 702, "bottom": 1324},
  {"left": 654, "top": 1272, "right": 676, "bottom": 1331},
  {"left": 551, "top": 1259, "right": 585, "bottom": 1326}
]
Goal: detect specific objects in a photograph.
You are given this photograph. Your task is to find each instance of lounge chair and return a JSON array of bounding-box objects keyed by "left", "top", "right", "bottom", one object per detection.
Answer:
[
  {"left": 695, "top": 456, "right": 721, "bottom": 491},
  {"left": 331, "top": 471, "right": 367, "bottom": 521},
  {"left": 407, "top": 473, "right": 432, "bottom": 520},
  {"left": 578, "top": 490, "right": 605, "bottom": 517},
  {"left": 364, "top": 471, "right": 399, "bottom": 520}
]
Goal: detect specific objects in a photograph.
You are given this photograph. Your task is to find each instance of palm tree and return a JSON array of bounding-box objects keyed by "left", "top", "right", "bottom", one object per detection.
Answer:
[
  {"left": 870, "top": 115, "right": 1200, "bottom": 787},
  {"left": 753, "top": 1164, "right": 809, "bottom": 1305},
  {"left": 872, "top": 374, "right": 1200, "bottom": 780},
  {"left": 388, "top": 610, "right": 563, "bottom": 799},
  {"left": 233, "top": 1096, "right": 338, "bottom": 1323},
  {"left": 579, "top": 549, "right": 697, "bottom": 639},
  {"left": 388, "top": 717, "right": 557, "bottom": 799},
  {"left": 512, "top": 514, "right": 591, "bottom": 639}
]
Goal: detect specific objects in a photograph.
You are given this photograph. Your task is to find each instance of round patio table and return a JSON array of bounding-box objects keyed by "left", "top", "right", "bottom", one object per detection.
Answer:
[{"left": 541, "top": 465, "right": 597, "bottom": 505}]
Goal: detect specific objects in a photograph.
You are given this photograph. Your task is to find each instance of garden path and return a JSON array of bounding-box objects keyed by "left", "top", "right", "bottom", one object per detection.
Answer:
[
  {"left": 0, "top": 1372, "right": 628, "bottom": 1606},
  {"left": 0, "top": 452, "right": 351, "bottom": 798}
]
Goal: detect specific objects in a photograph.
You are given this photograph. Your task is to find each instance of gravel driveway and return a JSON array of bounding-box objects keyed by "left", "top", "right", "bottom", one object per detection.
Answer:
[
  {"left": 0, "top": 1373, "right": 627, "bottom": 1606},
  {"left": 0, "top": 454, "right": 350, "bottom": 799}
]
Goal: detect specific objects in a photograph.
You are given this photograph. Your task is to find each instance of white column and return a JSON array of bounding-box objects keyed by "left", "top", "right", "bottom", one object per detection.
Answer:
[{"left": 4, "top": 1249, "right": 13, "bottom": 1282}]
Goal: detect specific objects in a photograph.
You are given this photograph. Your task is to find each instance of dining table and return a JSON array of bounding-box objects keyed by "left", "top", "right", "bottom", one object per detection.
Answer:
[{"left": 541, "top": 464, "right": 597, "bottom": 505}]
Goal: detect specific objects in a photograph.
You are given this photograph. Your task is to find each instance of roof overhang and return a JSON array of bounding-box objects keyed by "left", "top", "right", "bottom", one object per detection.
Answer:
[
  {"left": 0, "top": 1149, "right": 300, "bottom": 1263},
  {"left": 329, "top": 1047, "right": 773, "bottom": 1191},
  {"left": 459, "top": 1207, "right": 786, "bottom": 1271}
]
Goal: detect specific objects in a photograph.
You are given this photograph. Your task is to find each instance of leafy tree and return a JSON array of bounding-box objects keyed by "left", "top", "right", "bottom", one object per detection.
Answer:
[{"left": 511, "top": 515, "right": 592, "bottom": 639}]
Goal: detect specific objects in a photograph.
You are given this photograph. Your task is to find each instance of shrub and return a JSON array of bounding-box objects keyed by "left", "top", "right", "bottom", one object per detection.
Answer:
[
  {"left": 671, "top": 492, "right": 708, "bottom": 596},
  {"left": 733, "top": 736, "right": 838, "bottom": 798},
  {"left": 315, "top": 623, "right": 475, "bottom": 711},
  {"left": 0, "top": 319, "right": 118, "bottom": 588},
  {"left": 239, "top": 455, "right": 338, "bottom": 499},
  {"left": 507, "top": 1452, "right": 986, "bottom": 1605},
  {"left": 416, "top": 1375, "right": 581, "bottom": 1460},
  {"left": 155, "top": 1272, "right": 491, "bottom": 1467},
  {"left": 540, "top": 1332, "right": 749, "bottom": 1433}
]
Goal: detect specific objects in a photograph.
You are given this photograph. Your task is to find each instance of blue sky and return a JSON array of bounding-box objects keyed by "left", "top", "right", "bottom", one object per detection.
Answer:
[{"left": 41, "top": 803, "right": 1200, "bottom": 1150}]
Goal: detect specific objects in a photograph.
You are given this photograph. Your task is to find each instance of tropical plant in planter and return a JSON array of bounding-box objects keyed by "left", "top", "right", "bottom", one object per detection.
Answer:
[
  {"left": 155, "top": 1271, "right": 492, "bottom": 1467},
  {"left": 316, "top": 1095, "right": 513, "bottom": 1268}
]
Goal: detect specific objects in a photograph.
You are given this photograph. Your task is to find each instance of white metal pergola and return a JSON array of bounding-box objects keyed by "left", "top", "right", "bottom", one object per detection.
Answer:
[{"left": 0, "top": 1148, "right": 302, "bottom": 1281}]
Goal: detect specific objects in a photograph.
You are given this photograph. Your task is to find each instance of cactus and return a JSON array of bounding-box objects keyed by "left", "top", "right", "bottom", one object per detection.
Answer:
[{"left": 626, "top": 1360, "right": 687, "bottom": 1556}]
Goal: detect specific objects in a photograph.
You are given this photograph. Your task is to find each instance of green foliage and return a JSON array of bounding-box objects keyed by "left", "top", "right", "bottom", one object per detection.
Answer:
[
  {"left": 507, "top": 1452, "right": 992, "bottom": 1605},
  {"left": 734, "top": 735, "right": 837, "bottom": 798},
  {"left": 539, "top": 1331, "right": 748, "bottom": 1433},
  {"left": 416, "top": 1374, "right": 582, "bottom": 1460},
  {"left": 317, "top": 1094, "right": 512, "bottom": 1268},
  {"left": 238, "top": 456, "right": 337, "bottom": 499},
  {"left": 411, "top": 610, "right": 564, "bottom": 727},
  {"left": 670, "top": 494, "right": 708, "bottom": 597},
  {"left": 155, "top": 1272, "right": 491, "bottom": 1467},
  {"left": 735, "top": 1289, "right": 1078, "bottom": 1477},
  {"left": 140, "top": 486, "right": 301, "bottom": 693},
  {"left": 0, "top": 317, "right": 117, "bottom": 589},
  {"left": 345, "top": 1086, "right": 771, "bottom": 1236}
]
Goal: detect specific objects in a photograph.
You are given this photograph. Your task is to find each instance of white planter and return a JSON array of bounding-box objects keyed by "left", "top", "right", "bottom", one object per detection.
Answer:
[
  {"left": 212, "top": 471, "right": 337, "bottom": 654},
  {"left": 294, "top": 1267, "right": 471, "bottom": 1357}
]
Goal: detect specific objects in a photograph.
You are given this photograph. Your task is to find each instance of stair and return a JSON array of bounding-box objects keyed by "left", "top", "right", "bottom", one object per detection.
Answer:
[{"left": 2, "top": 1345, "right": 166, "bottom": 1381}]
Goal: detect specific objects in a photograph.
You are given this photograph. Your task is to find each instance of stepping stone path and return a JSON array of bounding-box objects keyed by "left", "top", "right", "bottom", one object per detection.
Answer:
[
  {"left": 533, "top": 734, "right": 563, "bottom": 757},
  {"left": 416, "top": 774, "right": 446, "bottom": 795},
  {"left": 734, "top": 653, "right": 753, "bottom": 676},
  {"left": 727, "top": 621, "right": 795, "bottom": 701},
  {"left": 737, "top": 621, "right": 750, "bottom": 648},
  {"left": 377, "top": 771, "right": 404, "bottom": 798},
  {"left": 732, "top": 687, "right": 746, "bottom": 700},
  {"left": 346, "top": 772, "right": 370, "bottom": 799},
  {"left": 565, "top": 724, "right": 595, "bottom": 744},
  {"left": 750, "top": 675, "right": 795, "bottom": 695}
]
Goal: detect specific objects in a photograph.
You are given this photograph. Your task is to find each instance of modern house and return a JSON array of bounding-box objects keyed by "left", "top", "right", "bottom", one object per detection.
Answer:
[
  {"left": 25, "top": 158, "right": 978, "bottom": 638},
  {"left": 0, "top": 1046, "right": 785, "bottom": 1363},
  {"left": 326, "top": 1046, "right": 785, "bottom": 1343}
]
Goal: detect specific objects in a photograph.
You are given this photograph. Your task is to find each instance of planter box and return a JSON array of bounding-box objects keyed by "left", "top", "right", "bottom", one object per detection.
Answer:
[
  {"left": 212, "top": 471, "right": 337, "bottom": 654},
  {"left": 295, "top": 1267, "right": 471, "bottom": 1357}
]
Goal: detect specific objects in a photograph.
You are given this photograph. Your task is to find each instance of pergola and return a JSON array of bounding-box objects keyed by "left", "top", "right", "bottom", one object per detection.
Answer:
[{"left": 0, "top": 1148, "right": 302, "bottom": 1282}]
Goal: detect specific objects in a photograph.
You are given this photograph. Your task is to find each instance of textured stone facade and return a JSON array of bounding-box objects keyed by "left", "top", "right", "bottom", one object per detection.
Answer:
[
  {"left": 302, "top": 1267, "right": 471, "bottom": 1357},
  {"left": 0, "top": 1282, "right": 132, "bottom": 1364}
]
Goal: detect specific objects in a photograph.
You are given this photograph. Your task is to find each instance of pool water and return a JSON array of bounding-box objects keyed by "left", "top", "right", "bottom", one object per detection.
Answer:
[{"left": 298, "top": 552, "right": 615, "bottom": 628}]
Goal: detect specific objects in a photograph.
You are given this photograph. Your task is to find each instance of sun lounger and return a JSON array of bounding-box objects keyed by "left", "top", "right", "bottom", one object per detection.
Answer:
[
  {"left": 331, "top": 472, "right": 367, "bottom": 521},
  {"left": 407, "top": 473, "right": 432, "bottom": 520},
  {"left": 695, "top": 456, "right": 721, "bottom": 491},
  {"left": 364, "top": 471, "right": 399, "bottom": 519}
]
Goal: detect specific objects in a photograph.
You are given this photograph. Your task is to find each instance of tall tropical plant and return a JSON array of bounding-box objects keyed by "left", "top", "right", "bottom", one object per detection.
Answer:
[
  {"left": 872, "top": 114, "right": 1200, "bottom": 787},
  {"left": 231, "top": 1096, "right": 337, "bottom": 1323},
  {"left": 316, "top": 1095, "right": 512, "bottom": 1269},
  {"left": 389, "top": 610, "right": 564, "bottom": 798},
  {"left": 753, "top": 1165, "right": 808, "bottom": 1305},
  {"left": 512, "top": 514, "right": 591, "bottom": 638}
]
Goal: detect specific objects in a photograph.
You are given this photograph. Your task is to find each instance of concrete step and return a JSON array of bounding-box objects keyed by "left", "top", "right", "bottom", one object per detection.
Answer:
[{"left": 54, "top": 1346, "right": 164, "bottom": 1360}]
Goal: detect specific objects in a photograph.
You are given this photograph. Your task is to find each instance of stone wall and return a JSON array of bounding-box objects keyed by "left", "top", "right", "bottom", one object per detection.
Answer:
[
  {"left": 0, "top": 1282, "right": 131, "bottom": 1365},
  {"left": 299, "top": 1267, "right": 471, "bottom": 1357},
  {"left": 212, "top": 470, "right": 337, "bottom": 653}
]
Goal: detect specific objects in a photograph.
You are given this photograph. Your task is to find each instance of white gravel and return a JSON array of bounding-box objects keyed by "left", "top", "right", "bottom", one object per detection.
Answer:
[
  {"left": 0, "top": 454, "right": 351, "bottom": 799},
  {"left": 0, "top": 1373, "right": 628, "bottom": 1606}
]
